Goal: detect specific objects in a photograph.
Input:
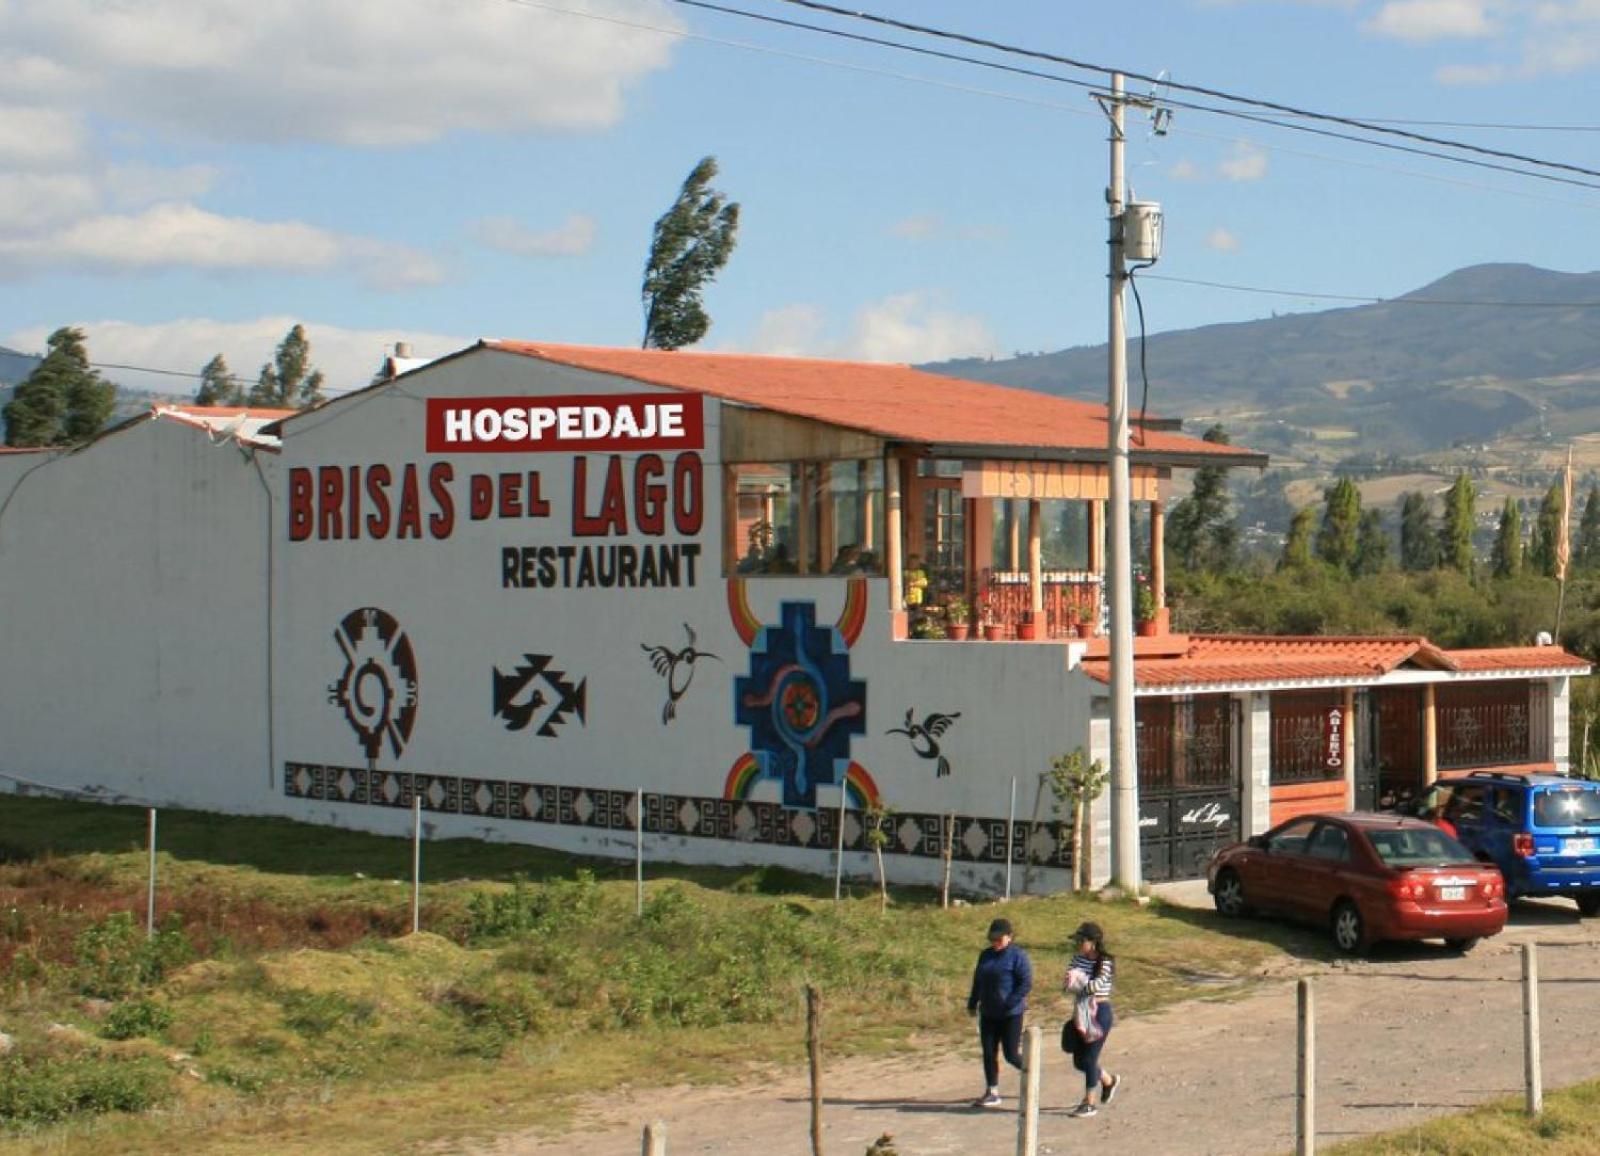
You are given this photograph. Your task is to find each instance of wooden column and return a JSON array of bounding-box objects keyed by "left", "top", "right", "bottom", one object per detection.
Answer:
[
  {"left": 1424, "top": 682, "right": 1438, "bottom": 787},
  {"left": 1028, "top": 499, "right": 1043, "bottom": 617},
  {"left": 1087, "top": 499, "right": 1103, "bottom": 575},
  {"left": 1008, "top": 499, "right": 1022, "bottom": 570},
  {"left": 887, "top": 455, "right": 904, "bottom": 613},
  {"left": 1150, "top": 499, "right": 1166, "bottom": 609},
  {"left": 796, "top": 463, "right": 812, "bottom": 575},
  {"left": 857, "top": 460, "right": 875, "bottom": 552},
  {"left": 721, "top": 465, "right": 739, "bottom": 576}
]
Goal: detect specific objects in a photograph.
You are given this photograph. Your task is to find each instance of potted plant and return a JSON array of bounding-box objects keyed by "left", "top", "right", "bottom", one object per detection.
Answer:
[
  {"left": 945, "top": 597, "right": 971, "bottom": 641},
  {"left": 903, "top": 556, "right": 929, "bottom": 607},
  {"left": 1136, "top": 580, "right": 1158, "bottom": 636},
  {"left": 1073, "top": 602, "right": 1096, "bottom": 639},
  {"left": 978, "top": 597, "right": 1004, "bottom": 641},
  {"left": 1017, "top": 611, "right": 1040, "bottom": 641},
  {"left": 910, "top": 614, "right": 947, "bottom": 640}
]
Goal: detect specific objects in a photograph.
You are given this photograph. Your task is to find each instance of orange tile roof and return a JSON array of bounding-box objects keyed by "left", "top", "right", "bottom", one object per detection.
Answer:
[
  {"left": 1078, "top": 633, "right": 1589, "bottom": 689},
  {"left": 486, "top": 341, "right": 1264, "bottom": 465}
]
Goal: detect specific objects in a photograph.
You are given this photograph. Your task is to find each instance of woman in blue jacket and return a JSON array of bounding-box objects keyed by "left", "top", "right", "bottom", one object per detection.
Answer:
[{"left": 966, "top": 917, "right": 1033, "bottom": 1109}]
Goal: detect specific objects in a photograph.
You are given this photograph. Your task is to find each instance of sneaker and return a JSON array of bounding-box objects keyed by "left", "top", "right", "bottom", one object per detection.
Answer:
[
  {"left": 1101, "top": 1073, "right": 1121, "bottom": 1106},
  {"left": 972, "top": 1091, "right": 1004, "bottom": 1109},
  {"left": 1068, "top": 1102, "right": 1098, "bottom": 1118}
]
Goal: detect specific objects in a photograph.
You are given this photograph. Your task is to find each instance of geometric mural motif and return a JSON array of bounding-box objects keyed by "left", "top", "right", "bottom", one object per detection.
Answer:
[
  {"left": 328, "top": 607, "right": 419, "bottom": 768},
  {"left": 733, "top": 600, "right": 867, "bottom": 809},
  {"left": 284, "top": 761, "right": 1075, "bottom": 867},
  {"left": 492, "top": 654, "right": 587, "bottom": 736}
]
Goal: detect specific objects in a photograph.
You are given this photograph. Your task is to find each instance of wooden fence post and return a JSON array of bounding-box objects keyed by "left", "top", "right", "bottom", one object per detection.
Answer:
[
  {"left": 1297, "top": 977, "right": 1315, "bottom": 1156},
  {"left": 1015, "top": 1024, "right": 1042, "bottom": 1156},
  {"left": 1524, "top": 942, "right": 1543, "bottom": 1116},
  {"left": 641, "top": 1119, "right": 667, "bottom": 1155},
  {"left": 940, "top": 812, "right": 955, "bottom": 909},
  {"left": 807, "top": 984, "right": 824, "bottom": 1156}
]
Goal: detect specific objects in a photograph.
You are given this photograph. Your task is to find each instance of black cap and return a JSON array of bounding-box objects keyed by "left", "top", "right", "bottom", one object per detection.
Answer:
[
  {"left": 987, "top": 918, "right": 1014, "bottom": 940},
  {"left": 1072, "top": 921, "right": 1104, "bottom": 943}
]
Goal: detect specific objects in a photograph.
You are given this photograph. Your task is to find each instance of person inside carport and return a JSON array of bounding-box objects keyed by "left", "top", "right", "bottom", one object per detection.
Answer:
[{"left": 966, "top": 917, "right": 1033, "bottom": 1109}]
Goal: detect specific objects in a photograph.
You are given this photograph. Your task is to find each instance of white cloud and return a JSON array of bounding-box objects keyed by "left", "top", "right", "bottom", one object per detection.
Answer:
[
  {"left": 0, "top": 0, "right": 682, "bottom": 147},
  {"left": 0, "top": 173, "right": 100, "bottom": 231},
  {"left": 1167, "top": 159, "right": 1203, "bottom": 181},
  {"left": 0, "top": 105, "right": 87, "bottom": 170},
  {"left": 103, "top": 162, "right": 219, "bottom": 208},
  {"left": 0, "top": 203, "right": 445, "bottom": 288},
  {"left": 1218, "top": 142, "right": 1268, "bottom": 182},
  {"left": 743, "top": 294, "right": 995, "bottom": 363},
  {"left": 1206, "top": 227, "right": 1241, "bottom": 252},
  {"left": 889, "top": 214, "right": 940, "bottom": 240},
  {"left": 1365, "top": 0, "right": 1497, "bottom": 40},
  {"left": 4, "top": 317, "right": 476, "bottom": 398},
  {"left": 471, "top": 214, "right": 597, "bottom": 259}
]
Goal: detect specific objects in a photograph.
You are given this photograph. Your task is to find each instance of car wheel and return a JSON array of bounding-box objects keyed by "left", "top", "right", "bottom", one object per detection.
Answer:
[
  {"left": 1213, "top": 869, "right": 1250, "bottom": 917},
  {"left": 1577, "top": 893, "right": 1600, "bottom": 918},
  {"left": 1444, "top": 937, "right": 1479, "bottom": 953},
  {"left": 1331, "top": 900, "right": 1366, "bottom": 955}
]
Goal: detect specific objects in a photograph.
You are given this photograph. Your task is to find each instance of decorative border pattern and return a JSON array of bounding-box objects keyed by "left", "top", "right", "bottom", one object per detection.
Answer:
[{"left": 284, "top": 761, "right": 1075, "bottom": 866}]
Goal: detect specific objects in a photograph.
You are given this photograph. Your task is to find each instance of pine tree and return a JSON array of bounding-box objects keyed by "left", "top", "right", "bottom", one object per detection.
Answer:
[
  {"left": 1316, "top": 477, "right": 1362, "bottom": 571},
  {"left": 1165, "top": 424, "right": 1236, "bottom": 573},
  {"left": 194, "top": 353, "right": 242, "bottom": 406},
  {"left": 1399, "top": 491, "right": 1438, "bottom": 572},
  {"left": 1528, "top": 479, "right": 1565, "bottom": 578},
  {"left": 2, "top": 327, "right": 114, "bottom": 447},
  {"left": 1279, "top": 506, "right": 1316, "bottom": 571},
  {"left": 641, "top": 156, "right": 741, "bottom": 350},
  {"left": 1576, "top": 485, "right": 1600, "bottom": 572},
  {"left": 1490, "top": 497, "right": 1522, "bottom": 578},
  {"left": 1352, "top": 508, "right": 1389, "bottom": 575},
  {"left": 248, "top": 325, "right": 325, "bottom": 410},
  {"left": 1438, "top": 473, "right": 1476, "bottom": 575}
]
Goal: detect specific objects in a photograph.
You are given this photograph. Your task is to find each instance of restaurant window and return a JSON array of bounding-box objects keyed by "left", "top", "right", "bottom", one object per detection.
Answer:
[
  {"left": 1270, "top": 691, "right": 1347, "bottom": 784},
  {"left": 989, "top": 500, "right": 1090, "bottom": 571},
  {"left": 728, "top": 460, "right": 884, "bottom": 577}
]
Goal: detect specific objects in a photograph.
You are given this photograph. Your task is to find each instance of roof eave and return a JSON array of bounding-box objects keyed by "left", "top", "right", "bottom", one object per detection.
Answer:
[{"left": 921, "top": 442, "right": 1270, "bottom": 469}]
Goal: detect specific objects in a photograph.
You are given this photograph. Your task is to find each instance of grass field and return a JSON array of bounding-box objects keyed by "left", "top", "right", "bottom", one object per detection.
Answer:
[
  {"left": 0, "top": 793, "right": 1303, "bottom": 1155},
  {"left": 1331, "top": 1083, "right": 1600, "bottom": 1155}
]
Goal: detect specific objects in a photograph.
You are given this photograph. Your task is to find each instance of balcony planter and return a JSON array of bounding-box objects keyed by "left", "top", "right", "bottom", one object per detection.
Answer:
[
  {"left": 983, "top": 624, "right": 1005, "bottom": 641},
  {"left": 1136, "top": 619, "right": 1159, "bottom": 637},
  {"left": 1017, "top": 618, "right": 1040, "bottom": 641},
  {"left": 1075, "top": 621, "right": 1095, "bottom": 639},
  {"left": 947, "top": 623, "right": 970, "bottom": 641}
]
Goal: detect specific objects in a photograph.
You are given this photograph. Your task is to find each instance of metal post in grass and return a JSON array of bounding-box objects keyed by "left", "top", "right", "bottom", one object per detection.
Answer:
[
  {"left": 1015, "top": 1024, "right": 1042, "bottom": 1156},
  {"left": 411, "top": 795, "right": 422, "bottom": 935},
  {"left": 833, "top": 789, "right": 847, "bottom": 903},
  {"left": 642, "top": 1119, "right": 667, "bottom": 1155},
  {"left": 146, "top": 808, "right": 157, "bottom": 937},
  {"left": 1524, "top": 942, "right": 1543, "bottom": 1115},
  {"left": 1004, "top": 777, "right": 1017, "bottom": 900},
  {"left": 1296, "top": 977, "right": 1315, "bottom": 1156},
  {"left": 635, "top": 788, "right": 645, "bottom": 918},
  {"left": 807, "top": 984, "right": 824, "bottom": 1156}
]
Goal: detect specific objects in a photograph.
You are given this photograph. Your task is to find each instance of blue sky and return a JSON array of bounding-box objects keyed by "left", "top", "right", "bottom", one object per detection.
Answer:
[{"left": 2, "top": 0, "right": 1597, "bottom": 397}]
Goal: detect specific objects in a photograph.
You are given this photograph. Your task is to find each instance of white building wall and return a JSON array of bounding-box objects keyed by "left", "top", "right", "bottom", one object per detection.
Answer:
[
  {"left": 255, "top": 349, "right": 1089, "bottom": 892},
  {"left": 1240, "top": 691, "right": 1272, "bottom": 836},
  {"left": 1552, "top": 676, "right": 1572, "bottom": 773},
  {"left": 0, "top": 422, "right": 270, "bottom": 810}
]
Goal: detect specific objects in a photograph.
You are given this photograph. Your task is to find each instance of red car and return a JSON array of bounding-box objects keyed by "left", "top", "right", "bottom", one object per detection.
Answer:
[{"left": 1206, "top": 812, "right": 1508, "bottom": 953}]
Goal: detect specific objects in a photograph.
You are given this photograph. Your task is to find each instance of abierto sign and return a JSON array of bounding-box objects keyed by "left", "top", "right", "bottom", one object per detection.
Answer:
[{"left": 425, "top": 393, "right": 704, "bottom": 454}]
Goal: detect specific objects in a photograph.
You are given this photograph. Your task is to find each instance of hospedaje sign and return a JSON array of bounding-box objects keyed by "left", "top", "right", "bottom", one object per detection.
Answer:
[{"left": 282, "top": 393, "right": 707, "bottom": 590}]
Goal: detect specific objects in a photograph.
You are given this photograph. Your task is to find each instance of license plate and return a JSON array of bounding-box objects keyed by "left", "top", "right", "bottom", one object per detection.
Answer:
[
  {"left": 1566, "top": 838, "right": 1597, "bottom": 854},
  {"left": 1438, "top": 886, "right": 1466, "bottom": 901}
]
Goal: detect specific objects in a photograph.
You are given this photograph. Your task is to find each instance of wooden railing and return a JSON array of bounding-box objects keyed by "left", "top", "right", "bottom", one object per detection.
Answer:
[{"left": 979, "top": 569, "right": 1102, "bottom": 639}]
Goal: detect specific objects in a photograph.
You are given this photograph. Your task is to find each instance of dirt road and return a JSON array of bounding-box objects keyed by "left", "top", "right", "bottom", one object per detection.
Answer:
[{"left": 472, "top": 900, "right": 1600, "bottom": 1156}]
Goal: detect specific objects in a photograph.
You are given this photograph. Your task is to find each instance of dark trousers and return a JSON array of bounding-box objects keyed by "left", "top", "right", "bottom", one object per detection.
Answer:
[
  {"left": 978, "top": 1013, "right": 1025, "bottom": 1088},
  {"left": 1064, "top": 1003, "right": 1114, "bottom": 1093}
]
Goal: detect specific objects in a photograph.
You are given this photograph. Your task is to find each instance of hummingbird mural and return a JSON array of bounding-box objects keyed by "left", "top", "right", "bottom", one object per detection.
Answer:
[
  {"left": 642, "top": 623, "right": 720, "bottom": 724},
  {"left": 886, "top": 708, "right": 962, "bottom": 778}
]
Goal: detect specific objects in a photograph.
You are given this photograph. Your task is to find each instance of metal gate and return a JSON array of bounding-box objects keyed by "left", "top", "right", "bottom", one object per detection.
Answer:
[{"left": 1136, "top": 695, "right": 1243, "bottom": 882}]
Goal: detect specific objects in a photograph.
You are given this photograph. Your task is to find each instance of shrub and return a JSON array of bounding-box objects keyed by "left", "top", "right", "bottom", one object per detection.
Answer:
[
  {"left": 101, "top": 998, "right": 174, "bottom": 1041},
  {"left": 0, "top": 1053, "right": 169, "bottom": 1124},
  {"left": 71, "top": 913, "right": 193, "bottom": 1000},
  {"left": 463, "top": 870, "right": 600, "bottom": 942}
]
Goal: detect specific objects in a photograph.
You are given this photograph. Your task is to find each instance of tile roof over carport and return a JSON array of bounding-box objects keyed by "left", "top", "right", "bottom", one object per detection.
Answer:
[{"left": 1077, "top": 634, "right": 1591, "bottom": 691}]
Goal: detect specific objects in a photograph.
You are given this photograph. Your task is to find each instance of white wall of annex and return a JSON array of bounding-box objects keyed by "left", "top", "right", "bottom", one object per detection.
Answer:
[{"left": 0, "top": 421, "right": 270, "bottom": 809}]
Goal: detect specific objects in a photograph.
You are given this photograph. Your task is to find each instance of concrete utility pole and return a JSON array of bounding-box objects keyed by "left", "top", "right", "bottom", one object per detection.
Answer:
[{"left": 1100, "top": 72, "right": 1141, "bottom": 894}]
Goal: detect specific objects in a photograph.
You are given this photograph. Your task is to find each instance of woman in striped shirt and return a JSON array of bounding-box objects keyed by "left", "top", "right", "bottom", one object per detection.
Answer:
[{"left": 1061, "top": 921, "right": 1120, "bottom": 1118}]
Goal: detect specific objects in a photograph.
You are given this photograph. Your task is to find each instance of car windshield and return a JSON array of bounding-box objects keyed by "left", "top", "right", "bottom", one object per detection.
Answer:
[
  {"left": 1533, "top": 788, "right": 1600, "bottom": 827},
  {"left": 1366, "top": 826, "right": 1474, "bottom": 867}
]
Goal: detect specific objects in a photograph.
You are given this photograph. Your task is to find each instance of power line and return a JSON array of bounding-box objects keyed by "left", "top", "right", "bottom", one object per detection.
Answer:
[
  {"left": 738, "top": 0, "right": 1600, "bottom": 186},
  {"left": 1141, "top": 273, "right": 1600, "bottom": 309}
]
